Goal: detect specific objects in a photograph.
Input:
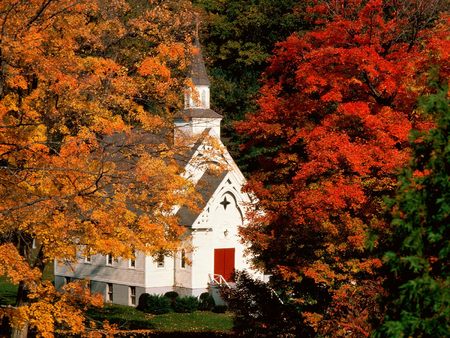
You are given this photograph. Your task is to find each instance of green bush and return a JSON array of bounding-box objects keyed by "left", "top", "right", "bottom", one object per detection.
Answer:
[
  {"left": 86, "top": 304, "right": 155, "bottom": 330},
  {"left": 164, "top": 291, "right": 179, "bottom": 307},
  {"left": 137, "top": 293, "right": 172, "bottom": 314},
  {"left": 220, "top": 271, "right": 309, "bottom": 336},
  {"left": 173, "top": 296, "right": 199, "bottom": 313},
  {"left": 198, "top": 292, "right": 215, "bottom": 311},
  {"left": 212, "top": 305, "right": 228, "bottom": 313}
]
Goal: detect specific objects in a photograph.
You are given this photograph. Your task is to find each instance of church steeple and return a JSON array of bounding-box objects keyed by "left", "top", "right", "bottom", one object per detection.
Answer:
[
  {"left": 175, "top": 24, "right": 222, "bottom": 142},
  {"left": 190, "top": 33, "right": 210, "bottom": 87},
  {"left": 185, "top": 36, "right": 211, "bottom": 109}
]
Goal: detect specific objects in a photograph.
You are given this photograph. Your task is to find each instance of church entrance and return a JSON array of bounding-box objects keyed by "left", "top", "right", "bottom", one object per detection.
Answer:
[{"left": 214, "top": 248, "right": 235, "bottom": 282}]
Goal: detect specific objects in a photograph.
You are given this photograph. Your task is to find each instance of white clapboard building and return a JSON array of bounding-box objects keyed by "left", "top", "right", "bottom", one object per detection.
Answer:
[{"left": 54, "top": 41, "right": 262, "bottom": 306}]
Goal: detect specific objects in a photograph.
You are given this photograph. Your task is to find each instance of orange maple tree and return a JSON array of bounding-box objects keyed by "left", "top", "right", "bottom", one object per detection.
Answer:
[
  {"left": 0, "top": 0, "right": 199, "bottom": 336},
  {"left": 237, "top": 0, "right": 449, "bottom": 336}
]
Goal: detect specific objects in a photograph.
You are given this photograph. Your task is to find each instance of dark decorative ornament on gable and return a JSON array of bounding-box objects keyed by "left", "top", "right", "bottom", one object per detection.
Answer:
[{"left": 220, "top": 196, "right": 231, "bottom": 210}]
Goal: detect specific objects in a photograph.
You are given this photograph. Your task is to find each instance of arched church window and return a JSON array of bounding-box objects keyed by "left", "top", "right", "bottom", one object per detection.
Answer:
[
  {"left": 181, "top": 249, "right": 186, "bottom": 268},
  {"left": 201, "top": 90, "right": 206, "bottom": 107}
]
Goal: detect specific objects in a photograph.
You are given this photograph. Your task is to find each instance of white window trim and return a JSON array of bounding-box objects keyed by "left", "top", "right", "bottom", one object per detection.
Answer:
[
  {"left": 106, "top": 254, "right": 113, "bottom": 266},
  {"left": 129, "top": 286, "right": 136, "bottom": 306},
  {"left": 129, "top": 258, "right": 136, "bottom": 268},
  {"left": 129, "top": 250, "right": 136, "bottom": 268},
  {"left": 155, "top": 254, "right": 165, "bottom": 268},
  {"left": 106, "top": 283, "right": 113, "bottom": 303}
]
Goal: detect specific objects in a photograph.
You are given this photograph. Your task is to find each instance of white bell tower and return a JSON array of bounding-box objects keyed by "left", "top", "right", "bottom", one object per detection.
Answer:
[{"left": 175, "top": 28, "right": 222, "bottom": 142}]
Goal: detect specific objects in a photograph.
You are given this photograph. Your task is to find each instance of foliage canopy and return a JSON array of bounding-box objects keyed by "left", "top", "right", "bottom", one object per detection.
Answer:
[
  {"left": 237, "top": 0, "right": 449, "bottom": 335},
  {"left": 376, "top": 80, "right": 450, "bottom": 337},
  {"left": 0, "top": 0, "right": 198, "bottom": 335}
]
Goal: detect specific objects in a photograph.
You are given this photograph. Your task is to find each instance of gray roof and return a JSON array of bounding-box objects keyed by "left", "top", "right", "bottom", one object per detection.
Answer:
[
  {"left": 180, "top": 108, "right": 223, "bottom": 119},
  {"left": 173, "top": 128, "right": 211, "bottom": 167},
  {"left": 103, "top": 128, "right": 228, "bottom": 227},
  {"left": 176, "top": 169, "right": 228, "bottom": 226},
  {"left": 190, "top": 39, "right": 210, "bottom": 86}
]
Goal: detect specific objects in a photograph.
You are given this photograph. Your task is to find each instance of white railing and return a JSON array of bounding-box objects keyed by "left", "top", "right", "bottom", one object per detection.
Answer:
[{"left": 208, "top": 274, "right": 230, "bottom": 288}]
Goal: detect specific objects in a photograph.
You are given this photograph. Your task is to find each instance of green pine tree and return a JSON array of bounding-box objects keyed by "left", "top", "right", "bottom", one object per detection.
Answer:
[{"left": 376, "top": 81, "right": 450, "bottom": 337}]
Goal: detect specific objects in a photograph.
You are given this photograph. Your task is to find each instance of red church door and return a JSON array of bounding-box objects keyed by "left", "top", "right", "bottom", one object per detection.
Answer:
[{"left": 214, "top": 248, "right": 235, "bottom": 282}]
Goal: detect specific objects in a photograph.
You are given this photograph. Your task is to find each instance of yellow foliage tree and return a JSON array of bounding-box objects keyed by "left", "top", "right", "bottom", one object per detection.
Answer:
[{"left": 0, "top": 0, "right": 199, "bottom": 336}]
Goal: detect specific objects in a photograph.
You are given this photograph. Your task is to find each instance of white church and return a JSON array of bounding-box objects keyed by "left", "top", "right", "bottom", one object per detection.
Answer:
[{"left": 54, "top": 41, "right": 262, "bottom": 306}]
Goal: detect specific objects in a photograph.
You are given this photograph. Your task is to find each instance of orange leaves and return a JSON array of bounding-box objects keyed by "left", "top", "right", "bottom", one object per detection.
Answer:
[
  {"left": 6, "top": 74, "right": 28, "bottom": 90},
  {"left": 304, "top": 261, "right": 337, "bottom": 285},
  {"left": 0, "top": 244, "right": 41, "bottom": 286},
  {"left": 0, "top": 0, "right": 196, "bottom": 336},
  {"left": 158, "top": 42, "right": 187, "bottom": 64},
  {"left": 8, "top": 280, "right": 104, "bottom": 337},
  {"left": 139, "top": 57, "right": 171, "bottom": 79}
]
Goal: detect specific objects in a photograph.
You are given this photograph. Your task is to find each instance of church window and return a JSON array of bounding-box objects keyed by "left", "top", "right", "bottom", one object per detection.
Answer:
[
  {"left": 106, "top": 283, "right": 113, "bottom": 302},
  {"left": 106, "top": 254, "right": 119, "bottom": 265},
  {"left": 129, "top": 286, "right": 136, "bottom": 306},
  {"left": 201, "top": 90, "right": 206, "bottom": 107},
  {"left": 156, "top": 254, "right": 165, "bottom": 268},
  {"left": 129, "top": 250, "right": 136, "bottom": 268},
  {"left": 181, "top": 249, "right": 186, "bottom": 268}
]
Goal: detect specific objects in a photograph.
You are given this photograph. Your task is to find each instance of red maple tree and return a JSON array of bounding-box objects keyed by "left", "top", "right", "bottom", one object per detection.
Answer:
[{"left": 237, "top": 0, "right": 449, "bottom": 335}]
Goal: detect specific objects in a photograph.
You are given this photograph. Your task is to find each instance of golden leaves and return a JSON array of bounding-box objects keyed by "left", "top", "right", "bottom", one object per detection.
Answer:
[
  {"left": 7, "top": 280, "right": 104, "bottom": 337},
  {"left": 0, "top": 244, "right": 41, "bottom": 286},
  {"left": 0, "top": 0, "right": 197, "bottom": 336}
]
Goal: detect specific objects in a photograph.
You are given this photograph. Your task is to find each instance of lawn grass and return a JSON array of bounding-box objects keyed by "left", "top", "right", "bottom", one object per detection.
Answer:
[
  {"left": 86, "top": 304, "right": 155, "bottom": 330},
  {"left": 86, "top": 304, "right": 233, "bottom": 332},
  {"left": 1, "top": 271, "right": 234, "bottom": 334},
  {"left": 150, "top": 311, "right": 233, "bottom": 332},
  {"left": 0, "top": 277, "right": 18, "bottom": 306},
  {"left": 0, "top": 262, "right": 53, "bottom": 306}
]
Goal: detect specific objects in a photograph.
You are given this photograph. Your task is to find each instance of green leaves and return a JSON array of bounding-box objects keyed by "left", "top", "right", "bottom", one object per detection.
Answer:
[{"left": 377, "top": 81, "right": 450, "bottom": 336}]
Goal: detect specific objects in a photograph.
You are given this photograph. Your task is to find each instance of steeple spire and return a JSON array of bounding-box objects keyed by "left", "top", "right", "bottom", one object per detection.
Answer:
[
  {"left": 174, "top": 18, "right": 222, "bottom": 143},
  {"left": 189, "top": 16, "right": 210, "bottom": 87}
]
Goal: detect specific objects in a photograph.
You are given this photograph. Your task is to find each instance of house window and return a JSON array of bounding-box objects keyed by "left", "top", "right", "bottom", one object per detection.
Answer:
[
  {"left": 128, "top": 250, "right": 136, "bottom": 268},
  {"left": 107, "top": 254, "right": 119, "bottom": 265},
  {"left": 181, "top": 249, "right": 186, "bottom": 269},
  {"left": 106, "top": 283, "right": 113, "bottom": 302},
  {"left": 85, "top": 255, "right": 91, "bottom": 263},
  {"left": 156, "top": 254, "right": 164, "bottom": 268},
  {"left": 129, "top": 286, "right": 136, "bottom": 306}
]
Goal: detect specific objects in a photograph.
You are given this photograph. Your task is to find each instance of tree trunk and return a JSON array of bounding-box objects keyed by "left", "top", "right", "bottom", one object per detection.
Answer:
[
  {"left": 11, "top": 322, "right": 29, "bottom": 338},
  {"left": 11, "top": 281, "right": 30, "bottom": 338}
]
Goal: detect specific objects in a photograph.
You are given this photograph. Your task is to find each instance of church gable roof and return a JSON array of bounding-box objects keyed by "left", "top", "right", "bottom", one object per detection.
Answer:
[
  {"left": 176, "top": 169, "right": 228, "bottom": 226},
  {"left": 182, "top": 108, "right": 222, "bottom": 119}
]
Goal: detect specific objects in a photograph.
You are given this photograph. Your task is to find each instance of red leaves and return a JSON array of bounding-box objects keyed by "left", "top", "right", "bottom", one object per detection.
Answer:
[{"left": 239, "top": 1, "right": 448, "bottom": 335}]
